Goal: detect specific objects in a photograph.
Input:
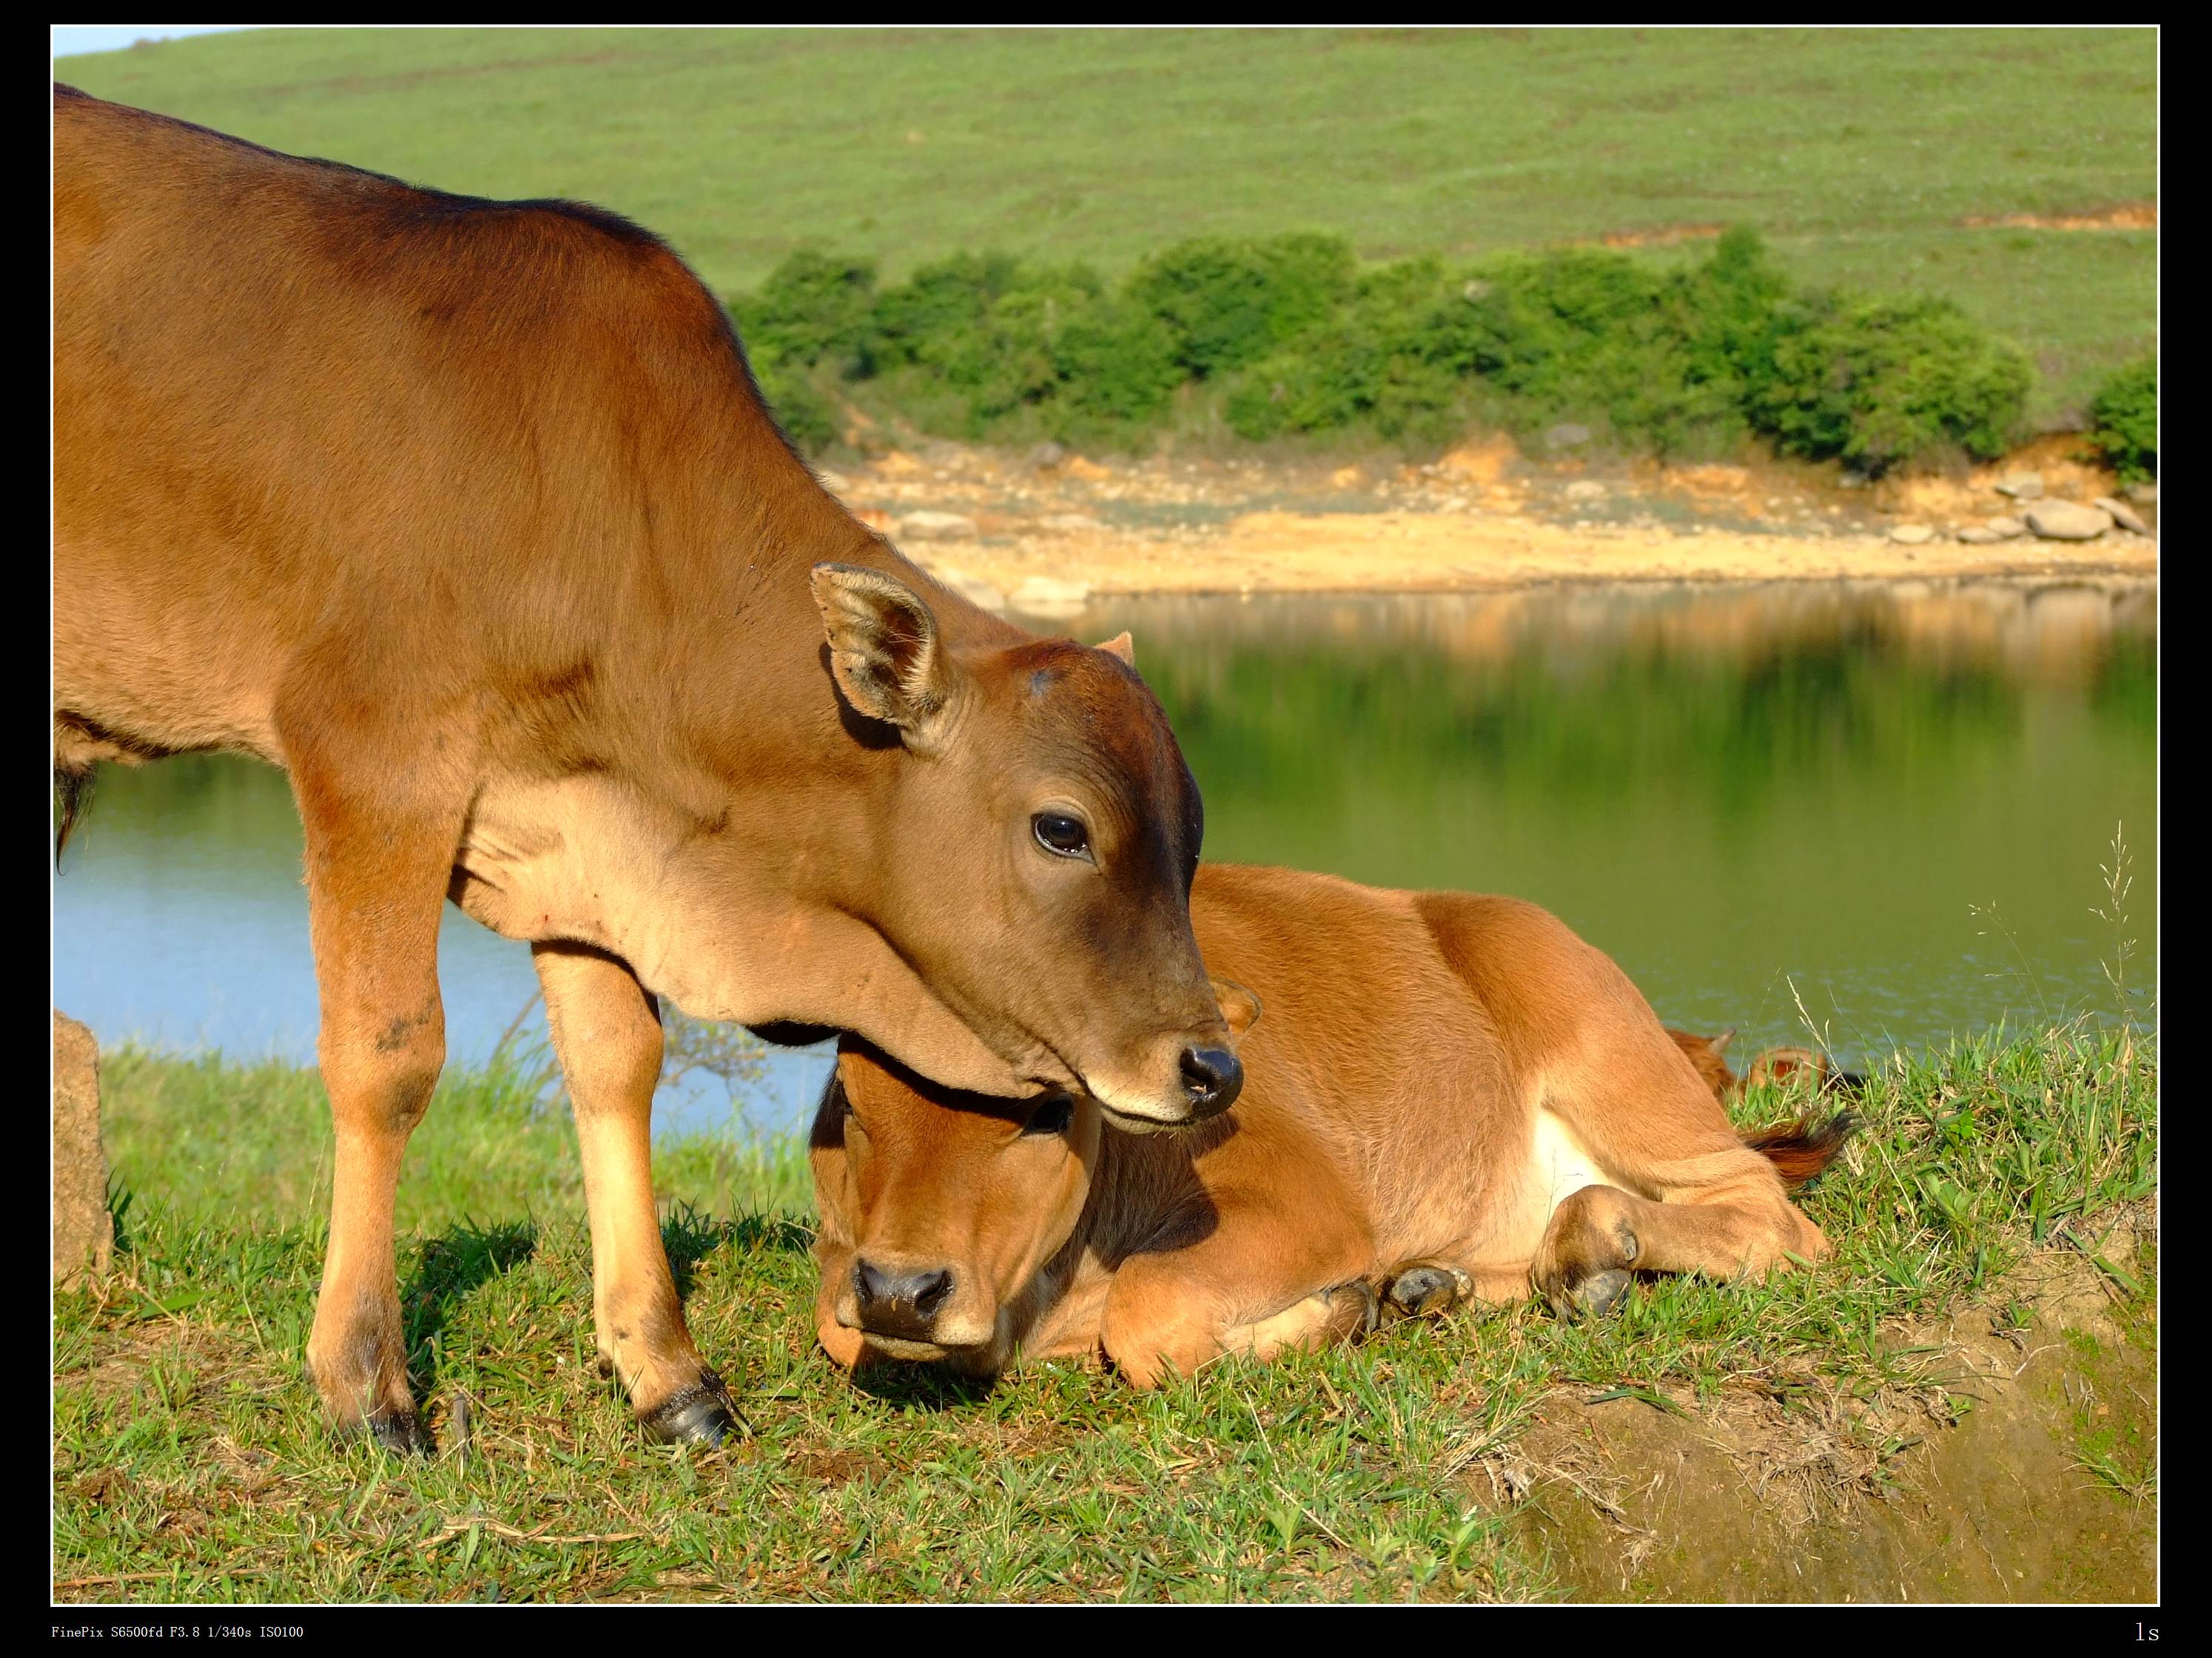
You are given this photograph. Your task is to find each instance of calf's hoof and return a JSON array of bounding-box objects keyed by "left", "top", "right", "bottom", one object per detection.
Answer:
[
  {"left": 1553, "top": 1267, "right": 1634, "bottom": 1320},
  {"left": 1382, "top": 1261, "right": 1470, "bottom": 1321},
  {"left": 642, "top": 1379, "right": 744, "bottom": 1448},
  {"left": 363, "top": 1407, "right": 433, "bottom": 1458}
]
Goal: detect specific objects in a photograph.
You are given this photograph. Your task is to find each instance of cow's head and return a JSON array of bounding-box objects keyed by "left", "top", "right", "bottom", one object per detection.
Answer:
[
  {"left": 810, "top": 985, "right": 1261, "bottom": 1375},
  {"left": 810, "top": 566, "right": 1239, "bottom": 1128}
]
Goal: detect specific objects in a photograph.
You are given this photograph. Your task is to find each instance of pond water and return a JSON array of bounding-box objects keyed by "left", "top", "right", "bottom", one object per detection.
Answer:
[{"left": 50, "top": 576, "right": 2156, "bottom": 1141}]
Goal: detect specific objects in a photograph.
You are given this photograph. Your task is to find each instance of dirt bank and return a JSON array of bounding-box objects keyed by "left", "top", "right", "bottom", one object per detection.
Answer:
[
  {"left": 1493, "top": 1220, "right": 2157, "bottom": 1603},
  {"left": 822, "top": 434, "right": 2157, "bottom": 607}
]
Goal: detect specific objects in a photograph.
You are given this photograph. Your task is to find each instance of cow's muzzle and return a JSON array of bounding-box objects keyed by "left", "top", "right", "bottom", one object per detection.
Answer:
[
  {"left": 852, "top": 1258, "right": 955, "bottom": 1342},
  {"left": 1179, "top": 1045, "right": 1243, "bottom": 1119}
]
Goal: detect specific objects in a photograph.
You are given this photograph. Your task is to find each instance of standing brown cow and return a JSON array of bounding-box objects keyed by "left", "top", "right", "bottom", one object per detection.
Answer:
[
  {"left": 811, "top": 864, "right": 1853, "bottom": 1385},
  {"left": 53, "top": 87, "right": 1240, "bottom": 1452}
]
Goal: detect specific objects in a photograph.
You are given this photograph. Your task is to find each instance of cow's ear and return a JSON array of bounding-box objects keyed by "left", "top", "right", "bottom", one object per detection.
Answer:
[
  {"left": 1710, "top": 1027, "right": 1735, "bottom": 1057},
  {"left": 1095, "top": 630, "right": 1134, "bottom": 667},
  {"left": 1211, "top": 978, "right": 1263, "bottom": 1041},
  {"left": 811, "top": 564, "right": 952, "bottom": 749}
]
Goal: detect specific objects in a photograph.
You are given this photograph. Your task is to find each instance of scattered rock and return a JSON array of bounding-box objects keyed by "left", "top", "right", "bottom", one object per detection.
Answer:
[
  {"left": 1008, "top": 576, "right": 1092, "bottom": 619},
  {"left": 930, "top": 565, "right": 1007, "bottom": 614},
  {"left": 1889, "top": 524, "right": 1935, "bottom": 545},
  {"left": 2023, "top": 501, "right": 2114, "bottom": 541},
  {"left": 1994, "top": 471, "right": 2045, "bottom": 501},
  {"left": 2124, "top": 480, "right": 2157, "bottom": 505},
  {"left": 1983, "top": 515, "right": 2026, "bottom": 540},
  {"left": 2094, "top": 496, "right": 2149, "bottom": 536},
  {"left": 1563, "top": 480, "right": 1608, "bottom": 502},
  {"left": 1029, "top": 441, "right": 1066, "bottom": 471},
  {"left": 897, "top": 510, "right": 980, "bottom": 540},
  {"left": 53, "top": 1011, "right": 112, "bottom": 1288},
  {"left": 1955, "top": 527, "right": 2005, "bottom": 545},
  {"left": 1544, "top": 422, "right": 1593, "bottom": 451}
]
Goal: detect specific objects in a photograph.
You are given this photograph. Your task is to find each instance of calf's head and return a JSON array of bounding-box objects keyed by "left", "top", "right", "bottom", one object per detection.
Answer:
[
  {"left": 811, "top": 985, "right": 1260, "bottom": 1375},
  {"left": 811, "top": 567, "right": 1240, "bottom": 1128}
]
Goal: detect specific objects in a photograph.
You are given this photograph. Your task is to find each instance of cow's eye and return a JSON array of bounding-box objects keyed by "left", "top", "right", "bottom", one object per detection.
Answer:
[
  {"left": 1032, "top": 812, "right": 1090, "bottom": 859},
  {"left": 1023, "top": 1095, "right": 1075, "bottom": 1136}
]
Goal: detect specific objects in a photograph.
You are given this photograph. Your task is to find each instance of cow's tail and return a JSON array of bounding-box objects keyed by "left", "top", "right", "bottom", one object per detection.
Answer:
[
  {"left": 1738, "top": 1112, "right": 1857, "bottom": 1193},
  {"left": 54, "top": 764, "right": 93, "bottom": 862}
]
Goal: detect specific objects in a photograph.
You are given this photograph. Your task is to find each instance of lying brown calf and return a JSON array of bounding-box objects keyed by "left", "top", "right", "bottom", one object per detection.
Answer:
[{"left": 810, "top": 864, "right": 1853, "bottom": 1385}]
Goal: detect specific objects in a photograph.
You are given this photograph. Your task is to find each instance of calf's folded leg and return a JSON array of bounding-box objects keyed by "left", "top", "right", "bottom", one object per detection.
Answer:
[{"left": 1100, "top": 1184, "right": 1373, "bottom": 1388}]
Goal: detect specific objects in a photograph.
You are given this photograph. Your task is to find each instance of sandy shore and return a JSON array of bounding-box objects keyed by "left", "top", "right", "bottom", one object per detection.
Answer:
[{"left": 821, "top": 434, "right": 2158, "bottom": 608}]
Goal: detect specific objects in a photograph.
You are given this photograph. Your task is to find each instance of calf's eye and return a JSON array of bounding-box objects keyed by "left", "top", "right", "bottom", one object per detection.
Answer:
[
  {"left": 1032, "top": 812, "right": 1090, "bottom": 858},
  {"left": 1023, "top": 1095, "right": 1075, "bottom": 1136}
]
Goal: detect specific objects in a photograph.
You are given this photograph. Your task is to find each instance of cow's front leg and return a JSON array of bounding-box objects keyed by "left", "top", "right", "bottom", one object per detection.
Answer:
[
  {"left": 1100, "top": 1190, "right": 1373, "bottom": 1387},
  {"left": 534, "top": 941, "right": 738, "bottom": 1446}
]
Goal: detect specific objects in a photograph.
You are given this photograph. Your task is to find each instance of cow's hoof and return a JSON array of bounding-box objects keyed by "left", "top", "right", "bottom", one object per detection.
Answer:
[
  {"left": 366, "top": 1408, "right": 433, "bottom": 1458},
  {"left": 1384, "top": 1263, "right": 1468, "bottom": 1321},
  {"left": 1567, "top": 1267, "right": 1633, "bottom": 1319},
  {"left": 642, "top": 1382, "right": 743, "bottom": 1448}
]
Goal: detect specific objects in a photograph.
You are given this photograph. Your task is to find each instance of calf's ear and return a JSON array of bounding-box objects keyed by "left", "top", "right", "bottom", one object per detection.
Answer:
[
  {"left": 811, "top": 564, "right": 954, "bottom": 749},
  {"left": 1094, "top": 631, "right": 1135, "bottom": 667},
  {"left": 1210, "top": 978, "right": 1263, "bottom": 1042}
]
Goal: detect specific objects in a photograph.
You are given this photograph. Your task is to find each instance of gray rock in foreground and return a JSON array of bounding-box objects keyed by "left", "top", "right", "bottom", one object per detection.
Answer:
[
  {"left": 1889, "top": 523, "right": 1935, "bottom": 545},
  {"left": 53, "top": 1011, "right": 112, "bottom": 1288},
  {"left": 1984, "top": 516, "right": 2026, "bottom": 540},
  {"left": 2023, "top": 501, "right": 2114, "bottom": 542},
  {"left": 1994, "top": 471, "right": 2045, "bottom": 501},
  {"left": 2094, "top": 496, "right": 2150, "bottom": 536}
]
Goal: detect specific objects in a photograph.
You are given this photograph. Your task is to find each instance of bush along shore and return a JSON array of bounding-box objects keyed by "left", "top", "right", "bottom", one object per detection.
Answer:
[
  {"left": 55, "top": 1022, "right": 2154, "bottom": 1601},
  {"left": 736, "top": 229, "right": 2154, "bottom": 483}
]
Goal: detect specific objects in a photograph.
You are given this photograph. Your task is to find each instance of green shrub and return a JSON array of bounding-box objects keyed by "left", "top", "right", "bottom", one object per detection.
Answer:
[
  {"left": 1129, "top": 233, "right": 1357, "bottom": 380},
  {"left": 2088, "top": 357, "right": 2156, "bottom": 482},
  {"left": 1753, "top": 294, "right": 2031, "bottom": 472},
  {"left": 738, "top": 249, "right": 879, "bottom": 376},
  {"left": 725, "top": 227, "right": 2049, "bottom": 471},
  {"left": 751, "top": 356, "right": 840, "bottom": 454}
]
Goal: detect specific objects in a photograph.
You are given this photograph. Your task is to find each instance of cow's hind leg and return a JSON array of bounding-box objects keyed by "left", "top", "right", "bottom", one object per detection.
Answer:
[
  {"left": 1533, "top": 1024, "right": 1834, "bottom": 1320},
  {"left": 534, "top": 942, "right": 738, "bottom": 1446},
  {"left": 289, "top": 741, "right": 466, "bottom": 1454}
]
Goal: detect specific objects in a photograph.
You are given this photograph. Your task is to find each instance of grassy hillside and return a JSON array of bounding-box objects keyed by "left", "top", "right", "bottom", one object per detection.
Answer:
[{"left": 58, "top": 27, "right": 2154, "bottom": 423}]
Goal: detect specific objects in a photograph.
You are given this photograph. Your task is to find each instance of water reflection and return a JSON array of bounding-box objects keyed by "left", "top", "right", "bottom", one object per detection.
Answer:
[{"left": 50, "top": 577, "right": 2155, "bottom": 1138}]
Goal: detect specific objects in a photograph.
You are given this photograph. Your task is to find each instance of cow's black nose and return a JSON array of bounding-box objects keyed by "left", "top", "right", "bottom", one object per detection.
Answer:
[
  {"left": 853, "top": 1259, "right": 955, "bottom": 1338},
  {"left": 1180, "top": 1045, "right": 1244, "bottom": 1119}
]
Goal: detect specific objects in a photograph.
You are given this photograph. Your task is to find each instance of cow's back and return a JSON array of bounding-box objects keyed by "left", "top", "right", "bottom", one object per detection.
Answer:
[{"left": 53, "top": 87, "right": 810, "bottom": 769}]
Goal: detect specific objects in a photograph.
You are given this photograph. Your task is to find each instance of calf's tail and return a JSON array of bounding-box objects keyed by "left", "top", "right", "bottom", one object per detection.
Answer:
[
  {"left": 54, "top": 766, "right": 93, "bottom": 862},
  {"left": 1738, "top": 1113, "right": 1857, "bottom": 1194}
]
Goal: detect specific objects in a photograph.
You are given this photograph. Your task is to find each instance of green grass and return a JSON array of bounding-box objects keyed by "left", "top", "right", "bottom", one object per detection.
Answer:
[
  {"left": 58, "top": 27, "right": 2154, "bottom": 425},
  {"left": 55, "top": 1022, "right": 2155, "bottom": 1601}
]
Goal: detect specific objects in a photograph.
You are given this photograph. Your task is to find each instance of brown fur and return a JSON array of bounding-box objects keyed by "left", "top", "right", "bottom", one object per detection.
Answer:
[
  {"left": 53, "top": 88, "right": 1236, "bottom": 1446},
  {"left": 812, "top": 865, "right": 1854, "bottom": 1386}
]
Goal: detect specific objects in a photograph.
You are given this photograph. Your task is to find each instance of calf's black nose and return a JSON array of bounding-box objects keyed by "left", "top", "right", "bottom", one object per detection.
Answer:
[
  {"left": 853, "top": 1259, "right": 955, "bottom": 1339},
  {"left": 1180, "top": 1045, "right": 1244, "bottom": 1119}
]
